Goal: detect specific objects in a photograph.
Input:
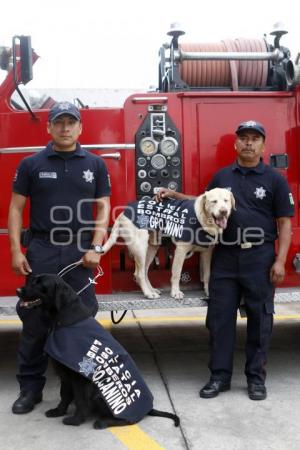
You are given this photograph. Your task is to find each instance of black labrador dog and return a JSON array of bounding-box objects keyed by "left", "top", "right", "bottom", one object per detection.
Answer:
[{"left": 17, "top": 274, "right": 179, "bottom": 429}]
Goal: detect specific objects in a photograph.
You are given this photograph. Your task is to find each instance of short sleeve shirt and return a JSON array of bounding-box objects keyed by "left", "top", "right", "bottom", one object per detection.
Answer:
[
  {"left": 13, "top": 142, "right": 111, "bottom": 232},
  {"left": 207, "top": 159, "right": 294, "bottom": 243}
]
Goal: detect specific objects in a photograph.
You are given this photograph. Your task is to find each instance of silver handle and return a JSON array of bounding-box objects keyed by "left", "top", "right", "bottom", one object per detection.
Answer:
[
  {"left": 177, "top": 48, "right": 284, "bottom": 62},
  {"left": 132, "top": 97, "right": 168, "bottom": 102},
  {"left": 0, "top": 144, "right": 134, "bottom": 154},
  {"left": 100, "top": 152, "right": 121, "bottom": 160}
]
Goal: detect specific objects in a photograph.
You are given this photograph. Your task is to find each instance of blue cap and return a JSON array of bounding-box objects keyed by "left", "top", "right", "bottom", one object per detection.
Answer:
[
  {"left": 236, "top": 120, "right": 265, "bottom": 138},
  {"left": 48, "top": 102, "right": 81, "bottom": 122}
]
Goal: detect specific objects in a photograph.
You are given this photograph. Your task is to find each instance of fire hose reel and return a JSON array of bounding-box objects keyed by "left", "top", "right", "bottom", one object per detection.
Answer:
[{"left": 158, "top": 23, "right": 296, "bottom": 92}]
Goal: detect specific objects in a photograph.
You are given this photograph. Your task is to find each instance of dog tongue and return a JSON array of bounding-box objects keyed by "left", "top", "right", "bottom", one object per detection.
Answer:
[{"left": 216, "top": 217, "right": 228, "bottom": 229}]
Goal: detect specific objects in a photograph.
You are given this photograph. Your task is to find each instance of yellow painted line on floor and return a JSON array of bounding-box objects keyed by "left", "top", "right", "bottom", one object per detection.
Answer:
[
  {"left": 0, "top": 318, "right": 113, "bottom": 327},
  {"left": 1, "top": 314, "right": 300, "bottom": 327},
  {"left": 274, "top": 314, "right": 300, "bottom": 320},
  {"left": 109, "top": 424, "right": 164, "bottom": 450}
]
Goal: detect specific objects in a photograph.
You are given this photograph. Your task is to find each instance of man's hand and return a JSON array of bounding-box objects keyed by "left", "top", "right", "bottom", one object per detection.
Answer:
[
  {"left": 154, "top": 188, "right": 176, "bottom": 202},
  {"left": 270, "top": 259, "right": 285, "bottom": 284},
  {"left": 82, "top": 250, "right": 101, "bottom": 269},
  {"left": 12, "top": 251, "right": 32, "bottom": 275}
]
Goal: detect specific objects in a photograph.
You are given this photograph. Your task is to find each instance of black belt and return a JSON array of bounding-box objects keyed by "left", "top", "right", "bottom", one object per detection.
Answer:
[
  {"left": 31, "top": 230, "right": 93, "bottom": 243},
  {"left": 220, "top": 241, "right": 274, "bottom": 250}
]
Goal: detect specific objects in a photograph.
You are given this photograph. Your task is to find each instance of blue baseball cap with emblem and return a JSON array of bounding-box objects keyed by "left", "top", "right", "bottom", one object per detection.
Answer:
[
  {"left": 48, "top": 101, "right": 81, "bottom": 122},
  {"left": 235, "top": 120, "right": 266, "bottom": 138}
]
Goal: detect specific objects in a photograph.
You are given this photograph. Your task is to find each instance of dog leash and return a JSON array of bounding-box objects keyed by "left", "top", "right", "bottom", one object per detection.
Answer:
[{"left": 57, "top": 260, "right": 104, "bottom": 295}]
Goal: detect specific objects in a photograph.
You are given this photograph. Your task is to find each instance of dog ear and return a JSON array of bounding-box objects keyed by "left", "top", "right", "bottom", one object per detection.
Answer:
[
  {"left": 199, "top": 193, "right": 210, "bottom": 217},
  {"left": 53, "top": 277, "right": 91, "bottom": 327},
  {"left": 199, "top": 193, "right": 206, "bottom": 209},
  {"left": 230, "top": 192, "right": 236, "bottom": 211},
  {"left": 54, "top": 277, "right": 78, "bottom": 310}
]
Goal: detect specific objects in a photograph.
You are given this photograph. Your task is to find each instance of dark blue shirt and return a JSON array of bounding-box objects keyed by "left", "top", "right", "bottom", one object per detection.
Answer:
[
  {"left": 13, "top": 142, "right": 111, "bottom": 233},
  {"left": 207, "top": 160, "right": 294, "bottom": 244},
  {"left": 124, "top": 198, "right": 216, "bottom": 246}
]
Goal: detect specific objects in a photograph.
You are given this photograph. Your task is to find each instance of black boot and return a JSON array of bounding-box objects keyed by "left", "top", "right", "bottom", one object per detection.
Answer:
[
  {"left": 12, "top": 391, "right": 43, "bottom": 414},
  {"left": 199, "top": 379, "right": 231, "bottom": 398}
]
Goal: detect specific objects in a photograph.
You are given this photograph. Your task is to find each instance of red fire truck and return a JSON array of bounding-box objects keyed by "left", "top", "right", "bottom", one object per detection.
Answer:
[{"left": 1, "top": 25, "right": 300, "bottom": 315}]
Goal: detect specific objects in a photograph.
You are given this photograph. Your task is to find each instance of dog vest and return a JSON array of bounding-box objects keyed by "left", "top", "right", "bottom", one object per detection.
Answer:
[
  {"left": 124, "top": 198, "right": 216, "bottom": 246},
  {"left": 45, "top": 317, "right": 154, "bottom": 423}
]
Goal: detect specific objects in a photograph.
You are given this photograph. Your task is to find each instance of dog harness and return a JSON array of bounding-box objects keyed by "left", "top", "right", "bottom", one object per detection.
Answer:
[
  {"left": 45, "top": 317, "right": 154, "bottom": 423},
  {"left": 124, "top": 198, "right": 216, "bottom": 246}
]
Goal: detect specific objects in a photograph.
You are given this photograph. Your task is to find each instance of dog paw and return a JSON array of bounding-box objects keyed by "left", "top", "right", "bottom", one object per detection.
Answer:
[
  {"left": 152, "top": 288, "right": 161, "bottom": 295},
  {"left": 171, "top": 290, "right": 184, "bottom": 300},
  {"left": 45, "top": 407, "right": 66, "bottom": 418},
  {"left": 63, "top": 416, "right": 84, "bottom": 426},
  {"left": 145, "top": 291, "right": 160, "bottom": 299}
]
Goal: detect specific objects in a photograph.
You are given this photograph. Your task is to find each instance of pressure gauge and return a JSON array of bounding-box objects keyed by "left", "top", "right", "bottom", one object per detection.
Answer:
[
  {"left": 151, "top": 154, "right": 167, "bottom": 170},
  {"left": 160, "top": 137, "right": 178, "bottom": 156},
  {"left": 139, "top": 137, "right": 158, "bottom": 156},
  {"left": 137, "top": 157, "right": 147, "bottom": 167},
  {"left": 168, "top": 181, "right": 178, "bottom": 191},
  {"left": 140, "top": 181, "right": 152, "bottom": 193},
  {"left": 138, "top": 169, "right": 147, "bottom": 179}
]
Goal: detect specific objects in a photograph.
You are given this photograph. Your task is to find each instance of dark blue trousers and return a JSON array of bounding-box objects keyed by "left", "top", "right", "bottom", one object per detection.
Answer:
[
  {"left": 207, "top": 243, "right": 275, "bottom": 385},
  {"left": 16, "top": 237, "right": 98, "bottom": 393}
]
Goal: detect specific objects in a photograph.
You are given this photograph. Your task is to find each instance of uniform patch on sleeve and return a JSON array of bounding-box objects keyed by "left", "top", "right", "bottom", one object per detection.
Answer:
[
  {"left": 289, "top": 193, "right": 294, "bottom": 205},
  {"left": 107, "top": 174, "right": 111, "bottom": 187},
  {"left": 13, "top": 170, "right": 18, "bottom": 182}
]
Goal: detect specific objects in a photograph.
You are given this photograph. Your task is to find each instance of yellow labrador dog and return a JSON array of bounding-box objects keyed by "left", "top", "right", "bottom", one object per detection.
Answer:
[{"left": 101, "top": 188, "right": 235, "bottom": 299}]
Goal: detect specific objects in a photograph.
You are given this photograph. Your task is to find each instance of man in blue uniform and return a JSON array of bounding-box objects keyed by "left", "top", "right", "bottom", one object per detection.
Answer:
[
  {"left": 8, "top": 101, "right": 111, "bottom": 413},
  {"left": 156, "top": 120, "right": 294, "bottom": 400}
]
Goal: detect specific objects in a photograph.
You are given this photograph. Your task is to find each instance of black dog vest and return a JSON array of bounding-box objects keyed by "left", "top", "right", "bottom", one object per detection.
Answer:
[
  {"left": 45, "top": 317, "right": 153, "bottom": 423},
  {"left": 124, "top": 198, "right": 216, "bottom": 246}
]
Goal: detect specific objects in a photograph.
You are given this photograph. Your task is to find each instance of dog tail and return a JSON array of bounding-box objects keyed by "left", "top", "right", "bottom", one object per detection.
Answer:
[
  {"left": 148, "top": 408, "right": 180, "bottom": 427},
  {"left": 101, "top": 217, "right": 122, "bottom": 254}
]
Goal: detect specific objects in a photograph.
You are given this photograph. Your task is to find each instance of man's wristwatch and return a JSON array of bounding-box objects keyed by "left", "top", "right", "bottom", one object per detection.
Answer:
[{"left": 90, "top": 244, "right": 104, "bottom": 254}]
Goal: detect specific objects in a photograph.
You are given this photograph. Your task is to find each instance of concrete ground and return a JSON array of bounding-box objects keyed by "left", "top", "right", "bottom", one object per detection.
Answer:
[{"left": 0, "top": 303, "right": 300, "bottom": 450}]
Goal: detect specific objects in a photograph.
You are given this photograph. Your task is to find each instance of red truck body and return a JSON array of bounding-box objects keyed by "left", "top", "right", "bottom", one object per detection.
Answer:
[{"left": 1, "top": 31, "right": 300, "bottom": 308}]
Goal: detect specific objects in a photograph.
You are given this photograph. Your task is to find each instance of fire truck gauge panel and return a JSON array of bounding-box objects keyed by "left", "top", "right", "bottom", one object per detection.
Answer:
[
  {"left": 135, "top": 111, "right": 182, "bottom": 198},
  {"left": 160, "top": 136, "right": 178, "bottom": 156},
  {"left": 139, "top": 137, "right": 158, "bottom": 156},
  {"left": 151, "top": 154, "right": 167, "bottom": 170}
]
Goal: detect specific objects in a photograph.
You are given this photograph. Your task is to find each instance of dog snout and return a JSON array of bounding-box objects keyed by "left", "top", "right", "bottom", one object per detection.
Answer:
[{"left": 218, "top": 207, "right": 229, "bottom": 217}]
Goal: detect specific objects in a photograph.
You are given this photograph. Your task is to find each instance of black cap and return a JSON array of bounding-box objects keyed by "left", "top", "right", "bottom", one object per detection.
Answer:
[
  {"left": 48, "top": 102, "right": 81, "bottom": 122},
  {"left": 235, "top": 120, "right": 265, "bottom": 138}
]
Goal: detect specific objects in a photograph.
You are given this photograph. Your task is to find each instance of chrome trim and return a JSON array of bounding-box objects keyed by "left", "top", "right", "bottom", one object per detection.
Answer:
[
  {"left": 0, "top": 144, "right": 135, "bottom": 154},
  {"left": 132, "top": 97, "right": 168, "bottom": 102},
  {"left": 178, "top": 49, "right": 284, "bottom": 62},
  {"left": 100, "top": 152, "right": 121, "bottom": 160}
]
